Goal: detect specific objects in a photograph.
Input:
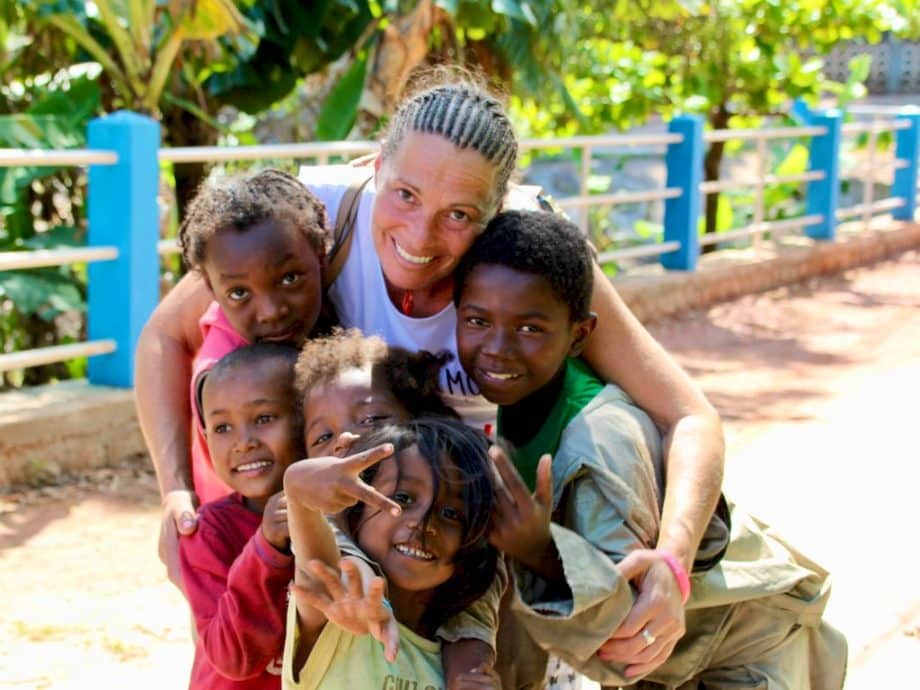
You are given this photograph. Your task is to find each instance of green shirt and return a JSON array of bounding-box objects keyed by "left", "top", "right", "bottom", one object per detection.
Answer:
[{"left": 497, "top": 358, "right": 604, "bottom": 491}]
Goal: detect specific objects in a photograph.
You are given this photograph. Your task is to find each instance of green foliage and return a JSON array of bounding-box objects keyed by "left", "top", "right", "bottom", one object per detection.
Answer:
[
  {"left": 315, "top": 54, "right": 369, "bottom": 141},
  {"left": 0, "top": 72, "right": 96, "bottom": 387}
]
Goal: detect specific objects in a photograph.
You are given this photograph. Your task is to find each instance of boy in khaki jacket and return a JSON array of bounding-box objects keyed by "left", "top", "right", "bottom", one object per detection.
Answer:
[{"left": 453, "top": 209, "right": 847, "bottom": 690}]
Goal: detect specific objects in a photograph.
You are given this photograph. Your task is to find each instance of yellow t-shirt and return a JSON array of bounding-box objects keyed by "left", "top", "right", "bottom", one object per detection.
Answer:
[{"left": 283, "top": 596, "right": 444, "bottom": 690}]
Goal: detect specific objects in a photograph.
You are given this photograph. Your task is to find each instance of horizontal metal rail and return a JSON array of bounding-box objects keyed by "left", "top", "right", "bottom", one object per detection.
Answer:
[
  {"left": 0, "top": 339, "right": 116, "bottom": 373},
  {"left": 158, "top": 239, "right": 181, "bottom": 256},
  {"left": 159, "top": 141, "right": 379, "bottom": 164},
  {"left": 0, "top": 246, "right": 118, "bottom": 271},
  {"left": 520, "top": 133, "right": 683, "bottom": 150},
  {"left": 700, "top": 170, "right": 826, "bottom": 194},
  {"left": 697, "top": 214, "right": 824, "bottom": 247},
  {"left": 0, "top": 148, "right": 118, "bottom": 167},
  {"left": 557, "top": 188, "right": 682, "bottom": 209},
  {"left": 847, "top": 105, "right": 920, "bottom": 116},
  {"left": 834, "top": 197, "right": 905, "bottom": 220},
  {"left": 840, "top": 159, "right": 909, "bottom": 179},
  {"left": 841, "top": 120, "right": 911, "bottom": 135},
  {"left": 704, "top": 126, "right": 827, "bottom": 143},
  {"left": 597, "top": 240, "right": 682, "bottom": 263}
]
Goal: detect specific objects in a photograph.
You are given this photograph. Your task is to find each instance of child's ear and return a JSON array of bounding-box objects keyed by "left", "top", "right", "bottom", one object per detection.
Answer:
[{"left": 567, "top": 312, "right": 597, "bottom": 358}]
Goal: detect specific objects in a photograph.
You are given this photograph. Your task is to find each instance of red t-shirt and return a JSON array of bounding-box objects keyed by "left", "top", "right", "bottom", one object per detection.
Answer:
[{"left": 179, "top": 493, "right": 293, "bottom": 690}]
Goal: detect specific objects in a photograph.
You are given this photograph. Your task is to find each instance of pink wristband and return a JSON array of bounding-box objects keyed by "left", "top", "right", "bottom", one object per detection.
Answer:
[{"left": 655, "top": 549, "right": 691, "bottom": 604}]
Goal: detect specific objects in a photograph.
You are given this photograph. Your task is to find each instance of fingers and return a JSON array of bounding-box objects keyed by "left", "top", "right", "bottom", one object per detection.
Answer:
[
  {"left": 488, "top": 444, "right": 530, "bottom": 504},
  {"left": 163, "top": 490, "right": 199, "bottom": 534},
  {"left": 307, "top": 560, "right": 347, "bottom": 601},
  {"left": 534, "top": 453, "right": 553, "bottom": 510},
  {"left": 616, "top": 549, "right": 658, "bottom": 583},
  {"left": 382, "top": 612, "right": 400, "bottom": 663},
  {"left": 334, "top": 431, "right": 360, "bottom": 458},
  {"left": 344, "top": 443, "right": 394, "bottom": 472},
  {"left": 291, "top": 583, "right": 332, "bottom": 613},
  {"left": 348, "top": 478, "right": 403, "bottom": 517},
  {"left": 341, "top": 560, "right": 364, "bottom": 601}
]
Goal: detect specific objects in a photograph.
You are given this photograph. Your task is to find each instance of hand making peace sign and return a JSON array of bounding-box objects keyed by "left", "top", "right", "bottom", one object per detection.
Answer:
[{"left": 284, "top": 443, "right": 402, "bottom": 516}]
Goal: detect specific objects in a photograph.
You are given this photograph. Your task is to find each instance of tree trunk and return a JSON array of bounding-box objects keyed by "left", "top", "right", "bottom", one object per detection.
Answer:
[
  {"left": 355, "top": 0, "right": 439, "bottom": 135},
  {"left": 702, "top": 105, "right": 731, "bottom": 253}
]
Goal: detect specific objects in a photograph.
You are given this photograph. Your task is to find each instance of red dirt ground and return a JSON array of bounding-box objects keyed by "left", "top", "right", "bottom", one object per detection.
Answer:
[{"left": 2, "top": 250, "right": 918, "bottom": 689}]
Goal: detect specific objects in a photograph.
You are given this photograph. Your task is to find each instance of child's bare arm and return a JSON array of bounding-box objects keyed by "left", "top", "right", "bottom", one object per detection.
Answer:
[{"left": 283, "top": 444, "right": 400, "bottom": 659}]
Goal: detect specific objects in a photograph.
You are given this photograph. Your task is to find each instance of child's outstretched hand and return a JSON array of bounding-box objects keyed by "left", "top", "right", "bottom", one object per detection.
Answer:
[
  {"left": 293, "top": 558, "right": 400, "bottom": 662},
  {"left": 284, "top": 444, "right": 402, "bottom": 516},
  {"left": 488, "top": 446, "right": 555, "bottom": 575},
  {"left": 261, "top": 491, "right": 290, "bottom": 552}
]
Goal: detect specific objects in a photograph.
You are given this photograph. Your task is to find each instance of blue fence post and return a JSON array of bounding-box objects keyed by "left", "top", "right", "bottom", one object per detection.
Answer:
[
  {"left": 892, "top": 110, "right": 920, "bottom": 222},
  {"left": 661, "top": 114, "right": 704, "bottom": 271},
  {"left": 87, "top": 111, "right": 160, "bottom": 388},
  {"left": 805, "top": 110, "right": 842, "bottom": 241}
]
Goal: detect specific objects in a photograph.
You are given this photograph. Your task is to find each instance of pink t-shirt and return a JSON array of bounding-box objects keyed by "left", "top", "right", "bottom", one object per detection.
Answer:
[{"left": 190, "top": 301, "right": 248, "bottom": 504}]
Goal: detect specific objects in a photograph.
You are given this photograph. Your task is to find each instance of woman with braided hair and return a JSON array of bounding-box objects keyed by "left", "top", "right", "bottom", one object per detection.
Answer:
[{"left": 136, "top": 69, "right": 726, "bottom": 686}]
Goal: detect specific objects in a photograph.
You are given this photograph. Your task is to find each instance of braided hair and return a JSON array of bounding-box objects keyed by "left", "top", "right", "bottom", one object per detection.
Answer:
[
  {"left": 382, "top": 69, "right": 518, "bottom": 205},
  {"left": 178, "top": 168, "right": 329, "bottom": 271}
]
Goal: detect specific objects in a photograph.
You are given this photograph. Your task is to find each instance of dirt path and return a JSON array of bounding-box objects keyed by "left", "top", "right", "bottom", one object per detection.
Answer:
[{"left": 2, "top": 250, "right": 918, "bottom": 689}]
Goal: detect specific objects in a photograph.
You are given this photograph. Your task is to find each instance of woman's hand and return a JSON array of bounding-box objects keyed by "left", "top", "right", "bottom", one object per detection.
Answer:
[
  {"left": 293, "top": 558, "right": 400, "bottom": 662},
  {"left": 487, "top": 446, "right": 555, "bottom": 577},
  {"left": 597, "top": 549, "right": 686, "bottom": 678},
  {"left": 284, "top": 444, "right": 401, "bottom": 516},
  {"left": 260, "top": 491, "right": 290, "bottom": 552},
  {"left": 159, "top": 489, "right": 199, "bottom": 588}
]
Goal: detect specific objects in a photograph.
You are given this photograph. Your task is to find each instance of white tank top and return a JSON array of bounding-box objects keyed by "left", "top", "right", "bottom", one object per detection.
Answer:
[{"left": 299, "top": 165, "right": 497, "bottom": 431}]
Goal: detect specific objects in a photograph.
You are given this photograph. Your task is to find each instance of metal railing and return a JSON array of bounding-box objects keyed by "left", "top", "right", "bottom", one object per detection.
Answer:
[
  {"left": 1, "top": 107, "right": 918, "bottom": 387},
  {"left": 0, "top": 148, "right": 120, "bottom": 375}
]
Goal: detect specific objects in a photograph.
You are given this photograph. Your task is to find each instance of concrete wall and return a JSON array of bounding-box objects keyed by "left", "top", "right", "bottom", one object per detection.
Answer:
[{"left": 1, "top": 221, "right": 918, "bottom": 488}]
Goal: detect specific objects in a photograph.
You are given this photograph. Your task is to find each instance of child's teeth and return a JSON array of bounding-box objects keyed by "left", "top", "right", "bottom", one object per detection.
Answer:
[
  {"left": 396, "top": 544, "right": 434, "bottom": 560},
  {"left": 486, "top": 371, "right": 517, "bottom": 380},
  {"left": 235, "top": 460, "right": 272, "bottom": 472}
]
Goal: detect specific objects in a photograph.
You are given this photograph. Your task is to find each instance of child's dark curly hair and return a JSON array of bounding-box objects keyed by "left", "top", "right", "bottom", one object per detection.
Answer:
[
  {"left": 178, "top": 168, "right": 330, "bottom": 271},
  {"left": 453, "top": 209, "right": 594, "bottom": 322},
  {"left": 294, "top": 329, "right": 457, "bottom": 419},
  {"left": 347, "top": 417, "right": 497, "bottom": 635}
]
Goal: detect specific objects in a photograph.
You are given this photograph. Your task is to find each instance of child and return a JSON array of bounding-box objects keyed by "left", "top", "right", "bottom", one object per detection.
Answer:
[
  {"left": 292, "top": 330, "right": 504, "bottom": 684},
  {"left": 178, "top": 168, "right": 330, "bottom": 506},
  {"left": 453, "top": 210, "right": 846, "bottom": 690},
  {"left": 178, "top": 343, "right": 302, "bottom": 690},
  {"left": 282, "top": 418, "right": 500, "bottom": 690}
]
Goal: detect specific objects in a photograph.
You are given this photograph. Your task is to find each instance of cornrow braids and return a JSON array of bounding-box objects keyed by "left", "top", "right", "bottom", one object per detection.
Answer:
[
  {"left": 294, "top": 329, "right": 457, "bottom": 419},
  {"left": 382, "top": 73, "right": 518, "bottom": 204},
  {"left": 178, "top": 168, "right": 330, "bottom": 271}
]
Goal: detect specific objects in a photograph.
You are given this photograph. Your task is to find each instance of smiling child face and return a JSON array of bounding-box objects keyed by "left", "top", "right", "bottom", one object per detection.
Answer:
[
  {"left": 456, "top": 264, "right": 595, "bottom": 406},
  {"left": 354, "top": 444, "right": 466, "bottom": 593},
  {"left": 201, "top": 357, "right": 300, "bottom": 511}
]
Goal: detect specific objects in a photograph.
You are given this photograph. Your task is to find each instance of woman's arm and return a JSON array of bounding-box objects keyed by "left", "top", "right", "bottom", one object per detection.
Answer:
[{"left": 134, "top": 271, "right": 212, "bottom": 585}]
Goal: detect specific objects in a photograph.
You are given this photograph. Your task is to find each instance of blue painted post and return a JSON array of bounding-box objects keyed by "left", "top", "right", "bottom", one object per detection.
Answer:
[
  {"left": 661, "top": 115, "right": 704, "bottom": 271},
  {"left": 805, "top": 111, "right": 842, "bottom": 241},
  {"left": 892, "top": 110, "right": 920, "bottom": 222},
  {"left": 87, "top": 111, "right": 160, "bottom": 388}
]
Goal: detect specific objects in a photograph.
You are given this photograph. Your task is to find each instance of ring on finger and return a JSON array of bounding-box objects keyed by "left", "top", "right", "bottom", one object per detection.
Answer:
[{"left": 641, "top": 627, "right": 657, "bottom": 647}]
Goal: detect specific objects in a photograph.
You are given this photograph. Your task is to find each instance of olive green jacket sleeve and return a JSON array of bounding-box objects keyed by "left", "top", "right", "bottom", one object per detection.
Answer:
[{"left": 506, "top": 384, "right": 665, "bottom": 686}]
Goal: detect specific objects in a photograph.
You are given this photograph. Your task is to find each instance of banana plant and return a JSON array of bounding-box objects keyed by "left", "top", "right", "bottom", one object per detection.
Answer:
[{"left": 31, "top": 0, "right": 245, "bottom": 115}]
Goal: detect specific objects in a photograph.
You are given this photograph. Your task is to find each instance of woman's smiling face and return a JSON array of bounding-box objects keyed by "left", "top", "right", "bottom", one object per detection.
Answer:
[{"left": 371, "top": 132, "right": 500, "bottom": 294}]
